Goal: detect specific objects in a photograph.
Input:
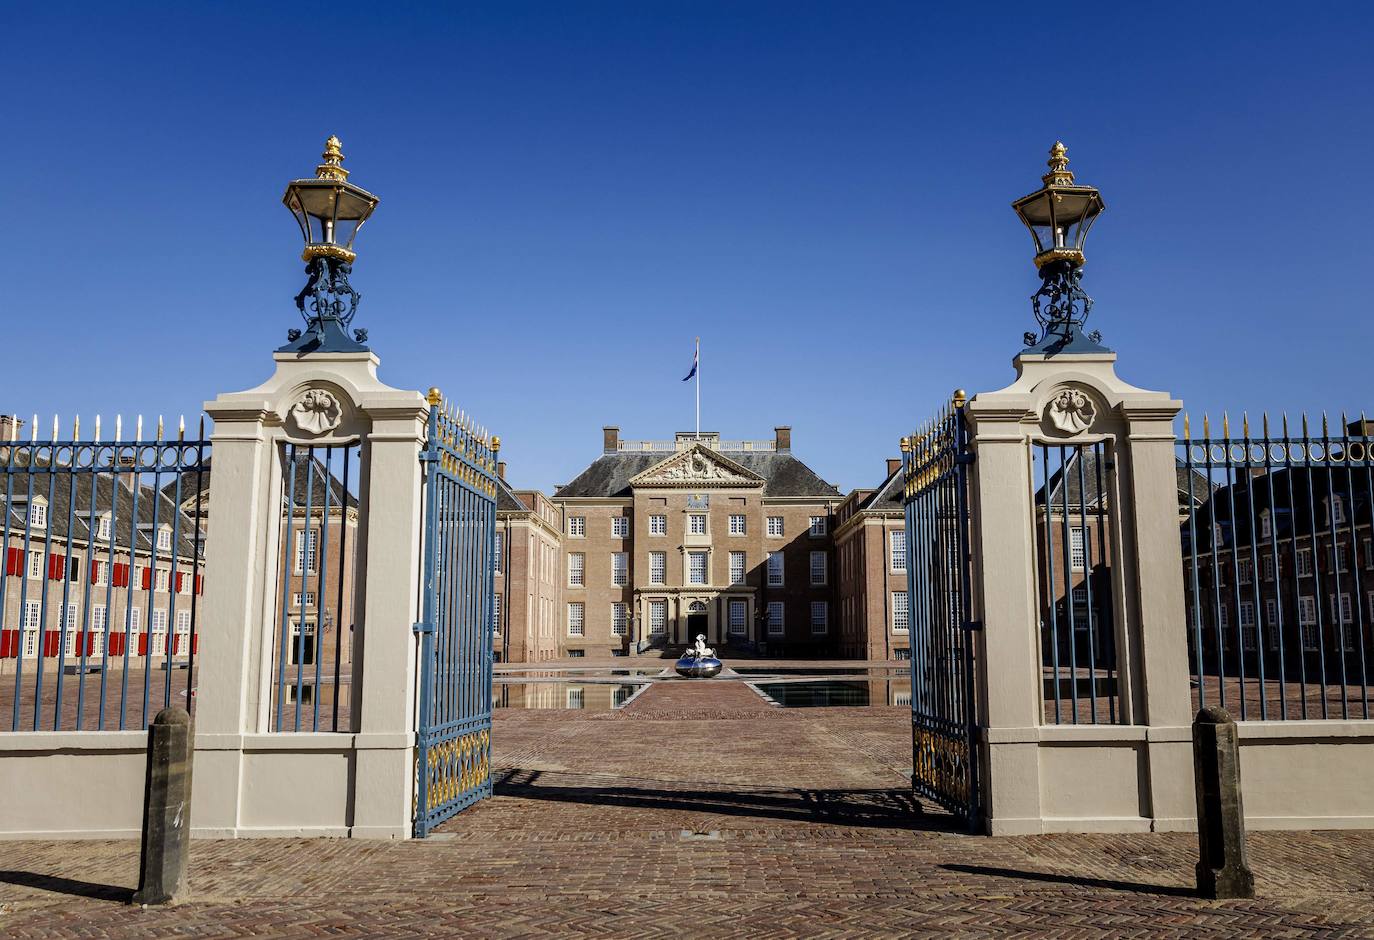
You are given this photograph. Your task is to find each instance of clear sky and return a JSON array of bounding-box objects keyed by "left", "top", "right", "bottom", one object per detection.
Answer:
[{"left": 2, "top": 2, "right": 1371, "bottom": 493}]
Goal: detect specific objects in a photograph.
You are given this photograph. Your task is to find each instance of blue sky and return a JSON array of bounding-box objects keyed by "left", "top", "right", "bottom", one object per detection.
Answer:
[{"left": 2, "top": 2, "right": 1371, "bottom": 492}]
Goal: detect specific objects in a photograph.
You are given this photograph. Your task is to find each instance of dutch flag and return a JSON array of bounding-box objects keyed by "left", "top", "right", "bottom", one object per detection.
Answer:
[{"left": 682, "top": 341, "right": 698, "bottom": 382}]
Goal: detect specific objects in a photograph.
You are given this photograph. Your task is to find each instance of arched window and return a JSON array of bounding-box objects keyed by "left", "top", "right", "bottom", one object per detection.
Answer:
[{"left": 688, "top": 600, "right": 707, "bottom": 614}]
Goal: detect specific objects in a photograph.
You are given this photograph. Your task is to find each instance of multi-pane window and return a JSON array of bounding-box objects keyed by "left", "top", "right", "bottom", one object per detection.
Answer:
[
  {"left": 767, "top": 602, "right": 785, "bottom": 635},
  {"left": 92, "top": 605, "right": 108, "bottom": 632},
  {"left": 1297, "top": 549, "right": 1313, "bottom": 577},
  {"left": 1333, "top": 545, "right": 1349, "bottom": 572},
  {"left": 809, "top": 516, "right": 827, "bottom": 538},
  {"left": 493, "top": 532, "right": 503, "bottom": 574},
  {"left": 890, "top": 531, "right": 907, "bottom": 571},
  {"left": 611, "top": 603, "right": 628, "bottom": 636},
  {"left": 1069, "top": 527, "right": 1086, "bottom": 570},
  {"left": 728, "top": 600, "right": 747, "bottom": 635},
  {"left": 23, "top": 600, "right": 41, "bottom": 630},
  {"left": 809, "top": 551, "right": 826, "bottom": 586},
  {"left": 97, "top": 514, "right": 112, "bottom": 541},
  {"left": 492, "top": 593, "right": 501, "bottom": 636},
  {"left": 649, "top": 600, "right": 667, "bottom": 635},
  {"left": 1265, "top": 599, "right": 1279, "bottom": 649},
  {"left": 1218, "top": 604, "right": 1229, "bottom": 629},
  {"left": 567, "top": 602, "right": 585, "bottom": 636},
  {"left": 612, "top": 553, "right": 628, "bottom": 586},
  {"left": 1332, "top": 496, "right": 1347, "bottom": 525},
  {"left": 1237, "top": 559, "right": 1252, "bottom": 584},
  {"left": 612, "top": 517, "right": 629, "bottom": 538},
  {"left": 1262, "top": 555, "right": 1275, "bottom": 581},
  {"left": 892, "top": 591, "right": 909, "bottom": 633},
  {"left": 29, "top": 500, "right": 47, "bottom": 529},
  {"left": 175, "top": 609, "right": 191, "bottom": 635},
  {"left": 1260, "top": 511, "right": 1272, "bottom": 539},
  {"left": 568, "top": 553, "right": 585, "bottom": 587},
  {"left": 1331, "top": 592, "right": 1353, "bottom": 624},
  {"left": 688, "top": 551, "right": 708, "bottom": 585},
  {"left": 766, "top": 516, "right": 784, "bottom": 537},
  {"left": 649, "top": 551, "right": 666, "bottom": 585},
  {"left": 810, "top": 601, "right": 828, "bottom": 635},
  {"left": 766, "top": 552, "right": 784, "bottom": 586},
  {"left": 649, "top": 514, "right": 667, "bottom": 536},
  {"left": 127, "top": 607, "right": 143, "bottom": 631},
  {"left": 728, "top": 514, "right": 746, "bottom": 535},
  {"left": 155, "top": 568, "right": 170, "bottom": 592},
  {"left": 157, "top": 527, "right": 172, "bottom": 551},
  {"left": 688, "top": 514, "right": 707, "bottom": 535},
  {"left": 28, "top": 550, "right": 42, "bottom": 579},
  {"left": 729, "top": 551, "right": 746, "bottom": 585},
  {"left": 1239, "top": 601, "right": 1256, "bottom": 650},
  {"left": 295, "top": 529, "right": 319, "bottom": 574},
  {"left": 291, "top": 591, "right": 316, "bottom": 607},
  {"left": 568, "top": 516, "right": 586, "bottom": 537},
  {"left": 1298, "top": 596, "right": 1318, "bottom": 649}
]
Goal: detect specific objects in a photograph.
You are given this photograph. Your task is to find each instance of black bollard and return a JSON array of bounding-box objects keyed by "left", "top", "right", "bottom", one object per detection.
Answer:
[
  {"left": 133, "top": 706, "right": 194, "bottom": 905},
  {"left": 1192, "top": 705, "right": 1255, "bottom": 899}
]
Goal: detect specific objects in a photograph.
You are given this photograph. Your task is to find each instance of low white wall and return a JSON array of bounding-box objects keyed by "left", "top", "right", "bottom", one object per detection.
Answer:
[
  {"left": 1238, "top": 721, "right": 1374, "bottom": 830},
  {"left": 0, "top": 732, "right": 412, "bottom": 840}
]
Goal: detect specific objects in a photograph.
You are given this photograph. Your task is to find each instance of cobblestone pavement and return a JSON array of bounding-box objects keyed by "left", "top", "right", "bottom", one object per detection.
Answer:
[{"left": 2, "top": 680, "right": 1373, "bottom": 937}]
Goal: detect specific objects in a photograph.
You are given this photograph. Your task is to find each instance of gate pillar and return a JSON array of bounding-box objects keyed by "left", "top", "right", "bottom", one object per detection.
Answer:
[{"left": 966, "top": 350, "right": 1195, "bottom": 834}]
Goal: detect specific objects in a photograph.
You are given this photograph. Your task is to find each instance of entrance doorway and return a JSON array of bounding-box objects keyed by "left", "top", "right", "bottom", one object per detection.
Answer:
[{"left": 685, "top": 601, "right": 708, "bottom": 645}]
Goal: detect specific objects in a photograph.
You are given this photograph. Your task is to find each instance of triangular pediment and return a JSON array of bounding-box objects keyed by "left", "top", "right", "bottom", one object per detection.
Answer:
[{"left": 630, "top": 445, "right": 765, "bottom": 488}]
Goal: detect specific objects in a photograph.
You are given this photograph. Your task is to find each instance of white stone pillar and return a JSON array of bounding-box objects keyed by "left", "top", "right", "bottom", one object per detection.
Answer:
[{"left": 967, "top": 351, "right": 1194, "bottom": 834}]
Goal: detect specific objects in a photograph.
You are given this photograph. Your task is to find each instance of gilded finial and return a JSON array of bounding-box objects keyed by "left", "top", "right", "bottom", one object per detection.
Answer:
[
  {"left": 1222, "top": 412, "right": 1230, "bottom": 438},
  {"left": 1183, "top": 413, "right": 1189, "bottom": 439},
  {"left": 427, "top": 387, "right": 443, "bottom": 406},
  {"left": 952, "top": 389, "right": 967, "bottom": 408},
  {"left": 899, "top": 436, "right": 911, "bottom": 453},
  {"left": 316, "top": 136, "right": 349, "bottom": 182},
  {"left": 1042, "top": 141, "right": 1075, "bottom": 186},
  {"left": 492, "top": 436, "right": 501, "bottom": 451}
]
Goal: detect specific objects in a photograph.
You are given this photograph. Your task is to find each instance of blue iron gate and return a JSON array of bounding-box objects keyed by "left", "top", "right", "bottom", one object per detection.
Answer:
[
  {"left": 413, "top": 392, "right": 498, "bottom": 837},
  {"left": 902, "top": 393, "right": 980, "bottom": 830}
]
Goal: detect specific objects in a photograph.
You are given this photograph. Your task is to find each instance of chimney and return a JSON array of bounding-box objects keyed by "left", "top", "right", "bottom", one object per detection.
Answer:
[
  {"left": 603, "top": 426, "right": 620, "bottom": 453},
  {"left": 0, "top": 414, "right": 24, "bottom": 442},
  {"left": 497, "top": 461, "right": 507, "bottom": 481},
  {"left": 886, "top": 457, "right": 902, "bottom": 477},
  {"left": 774, "top": 426, "right": 791, "bottom": 453}
]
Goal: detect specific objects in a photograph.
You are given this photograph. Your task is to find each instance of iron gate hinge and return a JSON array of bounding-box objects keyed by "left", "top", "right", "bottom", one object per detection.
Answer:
[{"left": 413, "top": 620, "right": 434, "bottom": 635}]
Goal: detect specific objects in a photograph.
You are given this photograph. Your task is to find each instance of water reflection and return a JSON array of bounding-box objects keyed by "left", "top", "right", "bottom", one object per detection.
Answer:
[
  {"left": 754, "top": 679, "right": 912, "bottom": 708},
  {"left": 494, "top": 682, "right": 645, "bottom": 710}
]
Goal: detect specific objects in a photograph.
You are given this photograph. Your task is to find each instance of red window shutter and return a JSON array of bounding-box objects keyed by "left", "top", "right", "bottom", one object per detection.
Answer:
[
  {"left": 0, "top": 629, "right": 16, "bottom": 658},
  {"left": 90, "top": 559, "right": 100, "bottom": 580},
  {"left": 110, "top": 633, "right": 124, "bottom": 656},
  {"left": 48, "top": 553, "right": 66, "bottom": 580},
  {"left": 195, "top": 574, "right": 204, "bottom": 594},
  {"left": 44, "top": 632, "right": 61, "bottom": 657},
  {"left": 138, "top": 633, "right": 148, "bottom": 656},
  {"left": 175, "top": 572, "right": 184, "bottom": 593},
  {"left": 5, "top": 547, "right": 21, "bottom": 576},
  {"left": 140, "top": 567, "right": 152, "bottom": 590},
  {"left": 192, "top": 635, "right": 199, "bottom": 654},
  {"left": 114, "top": 563, "right": 129, "bottom": 587}
]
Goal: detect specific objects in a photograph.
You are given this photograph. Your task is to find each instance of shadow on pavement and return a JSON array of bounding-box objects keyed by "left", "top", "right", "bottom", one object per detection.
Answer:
[
  {"left": 495, "top": 768, "right": 960, "bottom": 832},
  {"left": 0, "top": 869, "right": 133, "bottom": 903},
  {"left": 942, "top": 863, "right": 1196, "bottom": 897}
]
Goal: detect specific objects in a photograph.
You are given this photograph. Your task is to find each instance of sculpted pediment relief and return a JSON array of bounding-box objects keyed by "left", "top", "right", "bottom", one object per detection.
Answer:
[{"left": 630, "top": 445, "right": 765, "bottom": 488}]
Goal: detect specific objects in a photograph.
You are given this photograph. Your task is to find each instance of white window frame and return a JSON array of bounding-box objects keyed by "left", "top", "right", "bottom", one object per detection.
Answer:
[
  {"left": 29, "top": 499, "right": 47, "bottom": 530},
  {"left": 568, "top": 553, "right": 585, "bottom": 587},
  {"left": 890, "top": 531, "right": 907, "bottom": 572},
  {"left": 766, "top": 516, "right": 784, "bottom": 538},
  {"left": 1260, "top": 511, "right": 1272, "bottom": 539},
  {"left": 810, "top": 601, "right": 828, "bottom": 635},
  {"left": 157, "top": 526, "right": 172, "bottom": 552},
  {"left": 649, "top": 551, "right": 666, "bottom": 585},
  {"left": 567, "top": 602, "right": 585, "bottom": 637},
  {"left": 611, "top": 552, "right": 628, "bottom": 586},
  {"left": 127, "top": 607, "right": 143, "bottom": 631},
  {"left": 808, "top": 516, "right": 827, "bottom": 538},
  {"left": 568, "top": 516, "right": 586, "bottom": 538},
  {"left": 648, "top": 599, "right": 667, "bottom": 635},
  {"left": 612, "top": 517, "right": 629, "bottom": 539},
  {"left": 728, "top": 551, "right": 746, "bottom": 585},
  {"left": 1069, "top": 527, "right": 1086, "bottom": 571},
  {"left": 688, "top": 551, "right": 708, "bottom": 586},
  {"left": 155, "top": 568, "right": 170, "bottom": 592},
  {"left": 1262, "top": 554, "right": 1275, "bottom": 582},
  {"left": 1332, "top": 496, "right": 1346, "bottom": 525},
  {"left": 1297, "top": 548, "right": 1313, "bottom": 577},
  {"left": 1237, "top": 558, "right": 1252, "bottom": 584},
  {"left": 688, "top": 514, "right": 707, "bottom": 536},
  {"left": 97, "top": 513, "right": 112, "bottom": 541},
  {"left": 728, "top": 514, "right": 746, "bottom": 536},
  {"left": 766, "top": 551, "right": 784, "bottom": 587},
  {"left": 728, "top": 599, "right": 747, "bottom": 636},
  {"left": 809, "top": 550, "right": 826, "bottom": 586},
  {"left": 22, "top": 600, "right": 41, "bottom": 630},
  {"left": 493, "top": 531, "right": 503, "bottom": 574},
  {"left": 611, "top": 603, "right": 628, "bottom": 636},
  {"left": 892, "top": 591, "right": 909, "bottom": 633},
  {"left": 492, "top": 593, "right": 502, "bottom": 636},
  {"left": 767, "top": 602, "right": 785, "bottom": 636},
  {"left": 295, "top": 528, "right": 319, "bottom": 574},
  {"left": 649, "top": 514, "right": 667, "bottom": 536},
  {"left": 28, "top": 550, "right": 42, "bottom": 580}
]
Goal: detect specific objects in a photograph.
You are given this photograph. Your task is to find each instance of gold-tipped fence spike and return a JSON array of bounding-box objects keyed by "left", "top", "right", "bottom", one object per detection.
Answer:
[
  {"left": 1183, "top": 413, "right": 1190, "bottom": 439},
  {"left": 157, "top": 415, "right": 164, "bottom": 441},
  {"left": 1342, "top": 412, "right": 1349, "bottom": 437},
  {"left": 1302, "top": 413, "right": 1310, "bottom": 436},
  {"left": 94, "top": 415, "right": 101, "bottom": 440},
  {"left": 51, "top": 414, "right": 59, "bottom": 442},
  {"left": 1282, "top": 412, "right": 1290, "bottom": 437},
  {"left": 1262, "top": 412, "right": 1270, "bottom": 437},
  {"left": 31, "top": 414, "right": 38, "bottom": 443},
  {"left": 1322, "top": 412, "right": 1330, "bottom": 436},
  {"left": 1242, "top": 412, "right": 1249, "bottom": 438},
  {"left": 115, "top": 415, "right": 123, "bottom": 443},
  {"left": 1222, "top": 412, "right": 1230, "bottom": 438},
  {"left": 73, "top": 415, "right": 80, "bottom": 439},
  {"left": 178, "top": 415, "right": 186, "bottom": 441},
  {"left": 1202, "top": 413, "right": 1210, "bottom": 438},
  {"left": 136, "top": 415, "right": 144, "bottom": 440}
]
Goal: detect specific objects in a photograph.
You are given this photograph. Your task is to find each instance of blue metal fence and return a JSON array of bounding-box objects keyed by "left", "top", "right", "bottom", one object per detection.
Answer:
[
  {"left": 413, "top": 392, "right": 498, "bottom": 837},
  {"left": 0, "top": 414, "right": 208, "bottom": 731},
  {"left": 901, "top": 393, "right": 979, "bottom": 829}
]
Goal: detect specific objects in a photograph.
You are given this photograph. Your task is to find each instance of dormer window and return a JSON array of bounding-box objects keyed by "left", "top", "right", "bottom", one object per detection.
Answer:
[
  {"left": 29, "top": 499, "right": 47, "bottom": 530},
  {"left": 1331, "top": 496, "right": 1346, "bottom": 526},
  {"left": 1260, "top": 510, "right": 1271, "bottom": 540},
  {"left": 156, "top": 525, "right": 172, "bottom": 552}
]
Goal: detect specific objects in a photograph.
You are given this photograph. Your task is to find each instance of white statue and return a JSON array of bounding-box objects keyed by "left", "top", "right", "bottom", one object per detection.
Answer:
[{"left": 684, "top": 633, "right": 716, "bottom": 660}]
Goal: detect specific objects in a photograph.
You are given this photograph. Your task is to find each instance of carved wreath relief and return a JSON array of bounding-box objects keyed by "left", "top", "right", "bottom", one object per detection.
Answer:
[
  {"left": 289, "top": 388, "right": 343, "bottom": 436},
  {"left": 661, "top": 453, "right": 736, "bottom": 482},
  {"left": 1044, "top": 388, "right": 1097, "bottom": 435}
]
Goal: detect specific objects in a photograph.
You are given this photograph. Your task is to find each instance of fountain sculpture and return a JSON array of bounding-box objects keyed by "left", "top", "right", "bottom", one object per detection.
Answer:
[{"left": 675, "top": 634, "right": 723, "bottom": 679}]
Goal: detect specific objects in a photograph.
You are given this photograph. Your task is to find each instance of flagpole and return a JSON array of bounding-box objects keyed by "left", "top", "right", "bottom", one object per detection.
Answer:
[{"left": 695, "top": 336, "right": 700, "bottom": 438}]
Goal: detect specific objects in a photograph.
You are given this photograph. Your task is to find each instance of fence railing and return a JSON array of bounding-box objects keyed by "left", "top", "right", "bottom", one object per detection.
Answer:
[
  {"left": 1179, "top": 411, "right": 1373, "bottom": 720},
  {"left": 0, "top": 414, "right": 208, "bottom": 731}
]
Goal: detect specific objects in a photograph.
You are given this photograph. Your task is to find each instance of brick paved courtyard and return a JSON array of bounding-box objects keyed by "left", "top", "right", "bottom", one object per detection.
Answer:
[{"left": 2, "top": 677, "right": 1373, "bottom": 937}]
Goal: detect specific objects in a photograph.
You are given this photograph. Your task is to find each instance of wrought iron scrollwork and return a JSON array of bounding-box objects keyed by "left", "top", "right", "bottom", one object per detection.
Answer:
[
  {"left": 294, "top": 256, "right": 362, "bottom": 336},
  {"left": 1025, "top": 261, "right": 1097, "bottom": 348}
]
